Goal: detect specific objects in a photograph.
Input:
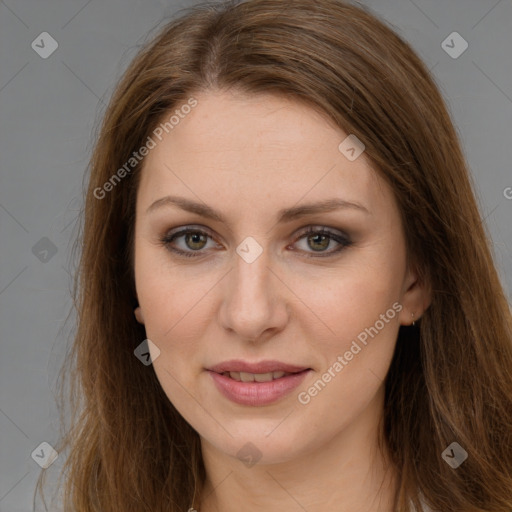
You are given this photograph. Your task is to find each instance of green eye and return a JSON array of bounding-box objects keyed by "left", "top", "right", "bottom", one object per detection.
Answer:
[
  {"left": 294, "top": 227, "right": 352, "bottom": 257},
  {"left": 161, "top": 228, "right": 215, "bottom": 258}
]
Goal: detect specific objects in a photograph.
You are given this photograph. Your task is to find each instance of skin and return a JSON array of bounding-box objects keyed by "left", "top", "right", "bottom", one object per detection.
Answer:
[{"left": 133, "top": 89, "right": 431, "bottom": 511}]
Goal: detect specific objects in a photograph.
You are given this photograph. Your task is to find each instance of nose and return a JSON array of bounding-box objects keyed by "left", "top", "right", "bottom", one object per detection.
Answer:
[{"left": 218, "top": 243, "right": 289, "bottom": 343}]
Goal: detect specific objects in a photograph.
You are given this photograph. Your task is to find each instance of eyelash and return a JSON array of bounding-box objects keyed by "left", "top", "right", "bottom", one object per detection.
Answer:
[{"left": 159, "top": 225, "right": 353, "bottom": 259}]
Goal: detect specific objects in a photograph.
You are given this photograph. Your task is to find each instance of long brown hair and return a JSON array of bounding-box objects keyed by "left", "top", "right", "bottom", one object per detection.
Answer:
[{"left": 35, "top": 1, "right": 512, "bottom": 510}]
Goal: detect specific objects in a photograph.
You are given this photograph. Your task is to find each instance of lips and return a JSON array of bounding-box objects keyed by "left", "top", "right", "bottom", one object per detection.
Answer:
[
  {"left": 208, "top": 359, "right": 310, "bottom": 374},
  {"left": 206, "top": 360, "right": 312, "bottom": 406}
]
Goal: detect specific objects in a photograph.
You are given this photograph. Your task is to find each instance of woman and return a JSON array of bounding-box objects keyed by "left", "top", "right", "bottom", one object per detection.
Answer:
[{"left": 36, "top": 0, "right": 512, "bottom": 511}]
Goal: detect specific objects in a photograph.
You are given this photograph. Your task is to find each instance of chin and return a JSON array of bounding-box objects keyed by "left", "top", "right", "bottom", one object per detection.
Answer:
[{"left": 200, "top": 416, "right": 322, "bottom": 466}]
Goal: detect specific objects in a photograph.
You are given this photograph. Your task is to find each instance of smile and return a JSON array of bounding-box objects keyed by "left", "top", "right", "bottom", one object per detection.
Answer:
[{"left": 208, "top": 368, "right": 311, "bottom": 406}]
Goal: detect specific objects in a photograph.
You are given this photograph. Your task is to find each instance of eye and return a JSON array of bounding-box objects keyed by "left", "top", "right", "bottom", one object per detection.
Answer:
[
  {"left": 291, "top": 226, "right": 352, "bottom": 258},
  {"left": 160, "top": 225, "right": 352, "bottom": 259},
  {"left": 160, "top": 227, "right": 218, "bottom": 258}
]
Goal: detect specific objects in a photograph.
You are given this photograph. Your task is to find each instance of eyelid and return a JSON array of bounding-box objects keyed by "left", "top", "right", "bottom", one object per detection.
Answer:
[
  {"left": 293, "top": 225, "right": 349, "bottom": 242},
  {"left": 162, "top": 224, "right": 218, "bottom": 243}
]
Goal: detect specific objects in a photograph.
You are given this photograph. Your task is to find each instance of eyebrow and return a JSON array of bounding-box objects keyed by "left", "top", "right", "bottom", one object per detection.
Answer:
[{"left": 146, "top": 195, "right": 370, "bottom": 223}]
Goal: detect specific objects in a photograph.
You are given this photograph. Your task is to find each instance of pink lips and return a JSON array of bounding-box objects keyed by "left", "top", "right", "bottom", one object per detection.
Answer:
[
  {"left": 206, "top": 359, "right": 311, "bottom": 406},
  {"left": 208, "top": 360, "right": 309, "bottom": 374}
]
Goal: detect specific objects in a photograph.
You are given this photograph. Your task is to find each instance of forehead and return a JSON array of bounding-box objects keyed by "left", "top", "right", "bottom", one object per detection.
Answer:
[{"left": 137, "top": 90, "right": 392, "bottom": 221}]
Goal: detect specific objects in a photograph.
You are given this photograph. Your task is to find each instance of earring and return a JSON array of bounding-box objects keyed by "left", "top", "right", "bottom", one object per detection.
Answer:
[
  {"left": 411, "top": 313, "right": 416, "bottom": 327},
  {"left": 134, "top": 306, "right": 144, "bottom": 324}
]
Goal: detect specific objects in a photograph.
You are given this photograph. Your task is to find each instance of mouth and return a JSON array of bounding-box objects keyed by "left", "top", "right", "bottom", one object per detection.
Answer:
[
  {"left": 207, "top": 359, "right": 311, "bottom": 375},
  {"left": 206, "top": 360, "right": 312, "bottom": 406}
]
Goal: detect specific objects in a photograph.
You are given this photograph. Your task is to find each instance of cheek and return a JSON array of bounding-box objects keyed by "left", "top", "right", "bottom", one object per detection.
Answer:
[
  {"left": 295, "top": 311, "right": 399, "bottom": 435},
  {"left": 136, "top": 263, "right": 208, "bottom": 422},
  {"left": 134, "top": 241, "right": 208, "bottom": 337},
  {"left": 133, "top": 248, "right": 218, "bottom": 411},
  {"left": 288, "top": 257, "right": 402, "bottom": 405},
  {"left": 285, "top": 259, "right": 402, "bottom": 349}
]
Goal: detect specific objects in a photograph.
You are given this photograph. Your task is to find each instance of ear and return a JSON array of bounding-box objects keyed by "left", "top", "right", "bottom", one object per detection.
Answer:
[
  {"left": 134, "top": 306, "right": 145, "bottom": 325},
  {"left": 398, "top": 262, "right": 431, "bottom": 325}
]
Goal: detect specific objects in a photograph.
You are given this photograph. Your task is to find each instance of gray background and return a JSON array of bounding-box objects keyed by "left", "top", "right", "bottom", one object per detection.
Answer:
[{"left": 1, "top": 0, "right": 511, "bottom": 510}]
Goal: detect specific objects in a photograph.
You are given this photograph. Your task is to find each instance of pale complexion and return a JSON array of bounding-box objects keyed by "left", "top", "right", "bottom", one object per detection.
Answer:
[{"left": 133, "top": 89, "right": 430, "bottom": 511}]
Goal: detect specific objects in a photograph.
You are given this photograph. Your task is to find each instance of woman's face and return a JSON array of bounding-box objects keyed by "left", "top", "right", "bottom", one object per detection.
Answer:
[{"left": 133, "top": 89, "right": 428, "bottom": 465}]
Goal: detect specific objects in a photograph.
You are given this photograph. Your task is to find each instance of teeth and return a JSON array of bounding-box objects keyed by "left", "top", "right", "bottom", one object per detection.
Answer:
[
  {"left": 240, "top": 371, "right": 254, "bottom": 382},
  {"left": 254, "top": 372, "right": 273, "bottom": 382},
  {"left": 223, "top": 371, "right": 290, "bottom": 382}
]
